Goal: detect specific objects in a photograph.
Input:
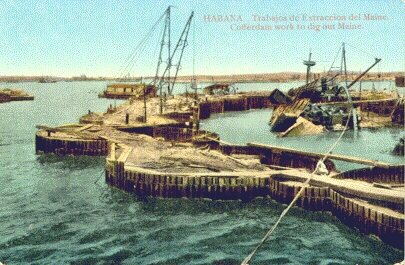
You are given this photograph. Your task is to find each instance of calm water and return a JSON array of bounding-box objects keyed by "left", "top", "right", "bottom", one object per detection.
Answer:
[
  {"left": 200, "top": 109, "right": 404, "bottom": 172},
  {"left": 0, "top": 81, "right": 403, "bottom": 265}
]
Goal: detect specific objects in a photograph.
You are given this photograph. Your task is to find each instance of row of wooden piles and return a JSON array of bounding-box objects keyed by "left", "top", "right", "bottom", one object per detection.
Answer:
[
  {"left": 198, "top": 95, "right": 272, "bottom": 119},
  {"left": 105, "top": 162, "right": 404, "bottom": 249},
  {"left": 35, "top": 135, "right": 109, "bottom": 156},
  {"left": 331, "top": 190, "right": 404, "bottom": 249},
  {"left": 34, "top": 94, "right": 276, "bottom": 157},
  {"left": 335, "top": 165, "right": 404, "bottom": 183}
]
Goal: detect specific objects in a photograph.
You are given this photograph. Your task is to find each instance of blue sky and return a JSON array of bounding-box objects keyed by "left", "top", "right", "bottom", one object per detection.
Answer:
[{"left": 0, "top": 0, "right": 403, "bottom": 77}]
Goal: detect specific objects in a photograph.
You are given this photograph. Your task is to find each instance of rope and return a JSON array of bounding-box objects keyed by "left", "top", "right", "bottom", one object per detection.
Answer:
[
  {"left": 345, "top": 43, "right": 377, "bottom": 59},
  {"left": 241, "top": 107, "right": 353, "bottom": 265},
  {"left": 94, "top": 168, "right": 106, "bottom": 185},
  {"left": 327, "top": 43, "right": 343, "bottom": 74},
  {"left": 113, "top": 10, "right": 167, "bottom": 80}
]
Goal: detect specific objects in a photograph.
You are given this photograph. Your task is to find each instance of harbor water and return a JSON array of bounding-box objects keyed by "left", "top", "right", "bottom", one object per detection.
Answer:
[{"left": 0, "top": 81, "right": 403, "bottom": 264}]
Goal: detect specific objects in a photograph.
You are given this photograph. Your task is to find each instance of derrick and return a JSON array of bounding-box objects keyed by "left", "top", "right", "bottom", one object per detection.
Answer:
[{"left": 151, "top": 7, "right": 194, "bottom": 98}]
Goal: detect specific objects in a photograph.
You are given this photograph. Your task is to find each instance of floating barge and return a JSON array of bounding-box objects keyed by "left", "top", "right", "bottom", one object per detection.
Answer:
[
  {"left": 0, "top": 88, "right": 34, "bottom": 103},
  {"left": 35, "top": 91, "right": 404, "bottom": 250},
  {"left": 99, "top": 83, "right": 156, "bottom": 99}
]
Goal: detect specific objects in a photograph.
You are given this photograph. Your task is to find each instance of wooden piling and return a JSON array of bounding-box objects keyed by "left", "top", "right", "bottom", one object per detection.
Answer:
[
  {"left": 35, "top": 132, "right": 109, "bottom": 156},
  {"left": 103, "top": 157, "right": 403, "bottom": 249},
  {"left": 329, "top": 189, "right": 404, "bottom": 249}
]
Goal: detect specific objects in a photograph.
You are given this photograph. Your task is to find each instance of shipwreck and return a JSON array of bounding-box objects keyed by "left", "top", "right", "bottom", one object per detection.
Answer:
[{"left": 269, "top": 44, "right": 403, "bottom": 137}]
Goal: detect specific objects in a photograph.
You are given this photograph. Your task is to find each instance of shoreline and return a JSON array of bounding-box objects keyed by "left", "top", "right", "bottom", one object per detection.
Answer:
[{"left": 0, "top": 72, "right": 402, "bottom": 83}]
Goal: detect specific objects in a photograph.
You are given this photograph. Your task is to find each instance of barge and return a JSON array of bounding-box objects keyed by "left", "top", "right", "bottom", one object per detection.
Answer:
[
  {"left": 99, "top": 83, "right": 156, "bottom": 99},
  {"left": 0, "top": 88, "right": 34, "bottom": 103}
]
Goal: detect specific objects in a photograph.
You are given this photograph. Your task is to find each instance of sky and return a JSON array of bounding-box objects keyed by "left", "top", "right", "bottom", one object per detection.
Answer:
[{"left": 0, "top": 0, "right": 403, "bottom": 78}]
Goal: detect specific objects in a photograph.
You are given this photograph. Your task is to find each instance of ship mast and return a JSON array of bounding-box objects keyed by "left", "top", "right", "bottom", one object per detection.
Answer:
[{"left": 304, "top": 51, "right": 316, "bottom": 84}]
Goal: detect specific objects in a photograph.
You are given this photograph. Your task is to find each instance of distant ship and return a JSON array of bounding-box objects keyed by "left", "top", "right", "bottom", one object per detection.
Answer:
[{"left": 38, "top": 76, "right": 57, "bottom": 83}]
